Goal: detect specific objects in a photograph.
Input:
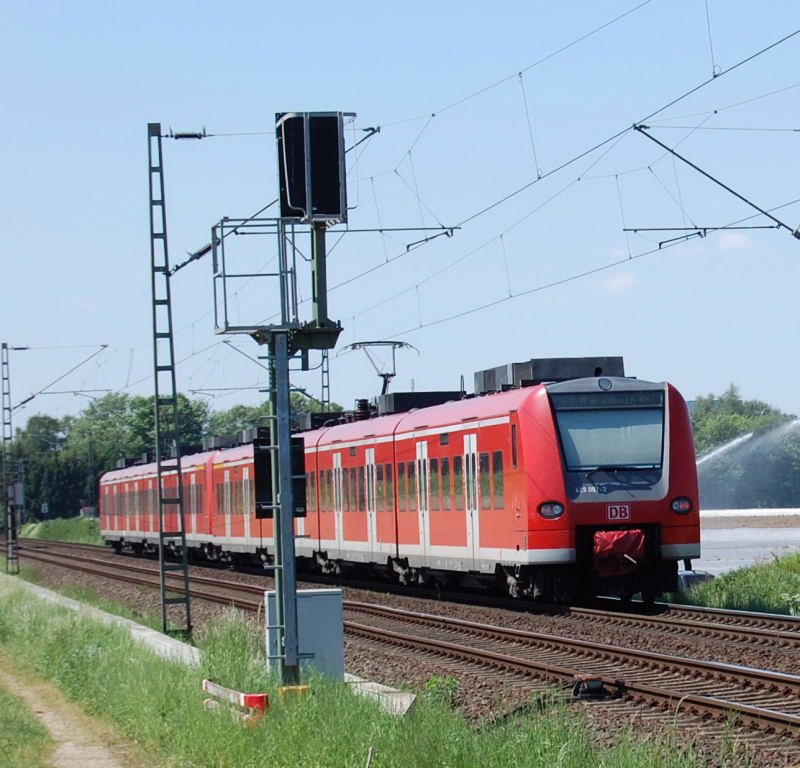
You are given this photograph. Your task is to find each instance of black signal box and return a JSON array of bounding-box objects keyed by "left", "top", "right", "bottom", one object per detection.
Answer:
[
  {"left": 254, "top": 435, "right": 307, "bottom": 519},
  {"left": 276, "top": 112, "right": 348, "bottom": 222}
]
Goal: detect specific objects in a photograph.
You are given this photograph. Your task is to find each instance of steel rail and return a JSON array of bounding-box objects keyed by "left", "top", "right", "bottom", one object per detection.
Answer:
[
  {"left": 347, "top": 621, "right": 800, "bottom": 736},
  {"left": 21, "top": 540, "right": 800, "bottom": 644}
]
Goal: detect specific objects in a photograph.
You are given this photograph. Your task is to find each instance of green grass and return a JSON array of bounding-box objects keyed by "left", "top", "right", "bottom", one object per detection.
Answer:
[
  {"left": 677, "top": 552, "right": 800, "bottom": 614},
  {"left": 20, "top": 516, "right": 102, "bottom": 545},
  {"left": 0, "top": 583, "right": 710, "bottom": 768},
  {"left": 0, "top": 680, "right": 53, "bottom": 768}
]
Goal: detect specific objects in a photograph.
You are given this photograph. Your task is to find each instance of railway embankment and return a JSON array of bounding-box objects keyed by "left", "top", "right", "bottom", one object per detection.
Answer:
[{"left": 0, "top": 570, "right": 713, "bottom": 768}]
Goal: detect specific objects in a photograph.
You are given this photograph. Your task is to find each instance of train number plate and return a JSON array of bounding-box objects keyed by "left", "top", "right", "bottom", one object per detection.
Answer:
[{"left": 606, "top": 504, "right": 631, "bottom": 521}]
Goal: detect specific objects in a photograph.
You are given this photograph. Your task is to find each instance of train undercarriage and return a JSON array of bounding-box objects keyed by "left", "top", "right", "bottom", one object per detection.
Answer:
[{"left": 106, "top": 523, "right": 683, "bottom": 604}]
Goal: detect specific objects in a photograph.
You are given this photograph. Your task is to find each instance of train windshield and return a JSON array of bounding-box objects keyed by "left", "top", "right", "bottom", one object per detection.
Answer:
[{"left": 550, "top": 391, "right": 664, "bottom": 472}]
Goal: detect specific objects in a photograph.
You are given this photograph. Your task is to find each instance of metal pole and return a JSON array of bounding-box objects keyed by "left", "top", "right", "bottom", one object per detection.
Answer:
[
  {"left": 311, "top": 223, "right": 328, "bottom": 325},
  {"left": 274, "top": 330, "right": 300, "bottom": 684}
]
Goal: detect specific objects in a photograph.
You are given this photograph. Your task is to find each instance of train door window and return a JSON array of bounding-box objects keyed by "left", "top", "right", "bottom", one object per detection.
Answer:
[
  {"left": 308, "top": 472, "right": 317, "bottom": 513},
  {"left": 492, "top": 451, "right": 504, "bottom": 509},
  {"left": 376, "top": 464, "right": 384, "bottom": 512},
  {"left": 397, "top": 463, "right": 406, "bottom": 512},
  {"left": 233, "top": 477, "right": 243, "bottom": 515},
  {"left": 216, "top": 483, "right": 224, "bottom": 516},
  {"left": 318, "top": 470, "right": 326, "bottom": 512},
  {"left": 511, "top": 424, "right": 518, "bottom": 469},
  {"left": 342, "top": 468, "right": 350, "bottom": 512},
  {"left": 407, "top": 461, "right": 417, "bottom": 511},
  {"left": 358, "top": 466, "right": 366, "bottom": 512},
  {"left": 325, "top": 469, "right": 333, "bottom": 512},
  {"left": 350, "top": 468, "right": 358, "bottom": 512},
  {"left": 385, "top": 464, "right": 393, "bottom": 511},
  {"left": 441, "top": 457, "right": 451, "bottom": 510},
  {"left": 453, "top": 455, "right": 464, "bottom": 509},
  {"left": 479, "top": 452, "right": 491, "bottom": 509},
  {"left": 429, "top": 458, "right": 440, "bottom": 511}
]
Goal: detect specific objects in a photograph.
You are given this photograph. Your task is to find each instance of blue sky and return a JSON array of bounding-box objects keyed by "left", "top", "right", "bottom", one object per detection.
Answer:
[{"left": 3, "top": 1, "right": 800, "bottom": 426}]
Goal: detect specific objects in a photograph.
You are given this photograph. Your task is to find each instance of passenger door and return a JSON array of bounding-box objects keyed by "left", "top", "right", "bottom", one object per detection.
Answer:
[
  {"left": 464, "top": 433, "right": 479, "bottom": 568},
  {"left": 416, "top": 441, "right": 430, "bottom": 562},
  {"left": 366, "top": 448, "right": 377, "bottom": 561},
  {"left": 333, "top": 452, "right": 343, "bottom": 556}
]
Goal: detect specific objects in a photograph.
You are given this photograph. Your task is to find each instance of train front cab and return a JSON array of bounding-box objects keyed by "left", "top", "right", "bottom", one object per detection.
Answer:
[{"left": 525, "top": 377, "right": 700, "bottom": 602}]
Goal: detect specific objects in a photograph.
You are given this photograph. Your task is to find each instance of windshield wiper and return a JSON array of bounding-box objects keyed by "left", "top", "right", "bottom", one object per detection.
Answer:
[{"left": 586, "top": 465, "right": 651, "bottom": 481}]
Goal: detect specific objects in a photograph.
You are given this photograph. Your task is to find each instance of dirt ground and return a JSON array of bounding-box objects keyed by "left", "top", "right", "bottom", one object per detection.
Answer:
[{"left": 0, "top": 659, "right": 148, "bottom": 768}]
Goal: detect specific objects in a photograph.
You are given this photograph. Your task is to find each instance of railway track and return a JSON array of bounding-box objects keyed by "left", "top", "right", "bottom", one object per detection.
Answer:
[{"left": 15, "top": 539, "right": 800, "bottom": 759}]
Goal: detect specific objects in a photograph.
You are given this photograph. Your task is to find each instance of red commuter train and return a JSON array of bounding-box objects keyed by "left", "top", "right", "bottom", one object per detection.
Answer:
[{"left": 100, "top": 362, "right": 700, "bottom": 602}]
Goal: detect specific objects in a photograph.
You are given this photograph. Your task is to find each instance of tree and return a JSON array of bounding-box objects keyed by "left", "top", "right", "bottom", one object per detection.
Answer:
[
  {"left": 692, "top": 384, "right": 800, "bottom": 508},
  {"left": 691, "top": 384, "right": 788, "bottom": 456},
  {"left": 206, "top": 392, "right": 343, "bottom": 438},
  {"left": 14, "top": 414, "right": 84, "bottom": 519}
]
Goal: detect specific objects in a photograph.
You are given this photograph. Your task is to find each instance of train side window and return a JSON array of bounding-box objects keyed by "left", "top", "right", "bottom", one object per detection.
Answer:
[
  {"left": 492, "top": 451, "right": 504, "bottom": 509},
  {"left": 407, "top": 461, "right": 417, "bottom": 511},
  {"left": 453, "top": 455, "right": 464, "bottom": 509},
  {"left": 439, "top": 433, "right": 449, "bottom": 446},
  {"left": 429, "top": 458, "right": 440, "bottom": 511},
  {"left": 511, "top": 424, "right": 518, "bottom": 469},
  {"left": 376, "top": 464, "right": 384, "bottom": 512},
  {"left": 358, "top": 466, "right": 366, "bottom": 512},
  {"left": 479, "top": 452, "right": 491, "bottom": 509},
  {"left": 397, "top": 463, "right": 406, "bottom": 512},
  {"left": 441, "top": 457, "right": 451, "bottom": 510}
]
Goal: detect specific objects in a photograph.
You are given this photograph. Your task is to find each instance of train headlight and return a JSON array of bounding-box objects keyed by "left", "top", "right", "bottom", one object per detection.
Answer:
[
  {"left": 538, "top": 501, "right": 565, "bottom": 519},
  {"left": 671, "top": 497, "right": 693, "bottom": 515}
]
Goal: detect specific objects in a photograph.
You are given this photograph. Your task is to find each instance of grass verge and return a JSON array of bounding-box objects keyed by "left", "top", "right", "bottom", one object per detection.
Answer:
[
  {"left": 677, "top": 552, "right": 800, "bottom": 614},
  {"left": 0, "top": 680, "right": 53, "bottom": 768},
  {"left": 0, "top": 579, "right": 710, "bottom": 768},
  {"left": 20, "top": 516, "right": 102, "bottom": 545}
]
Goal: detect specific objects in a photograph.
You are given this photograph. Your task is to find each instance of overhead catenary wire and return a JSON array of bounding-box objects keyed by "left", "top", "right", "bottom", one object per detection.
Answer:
[
  {"left": 338, "top": 32, "right": 799, "bottom": 331},
  {"left": 379, "top": 0, "right": 654, "bottom": 128},
  {"left": 634, "top": 125, "right": 800, "bottom": 239},
  {"left": 704, "top": 0, "right": 720, "bottom": 77},
  {"left": 13, "top": 345, "right": 108, "bottom": 412},
  {"left": 452, "top": 27, "right": 800, "bottom": 233},
  {"left": 382, "top": 196, "right": 800, "bottom": 340}
]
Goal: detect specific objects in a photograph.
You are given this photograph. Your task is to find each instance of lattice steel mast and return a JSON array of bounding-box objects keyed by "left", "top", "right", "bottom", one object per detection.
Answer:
[
  {"left": 1, "top": 343, "right": 19, "bottom": 574},
  {"left": 148, "top": 123, "right": 192, "bottom": 636}
]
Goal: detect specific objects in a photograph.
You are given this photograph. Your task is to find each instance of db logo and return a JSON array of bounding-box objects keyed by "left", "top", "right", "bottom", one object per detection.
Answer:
[{"left": 607, "top": 504, "right": 631, "bottom": 521}]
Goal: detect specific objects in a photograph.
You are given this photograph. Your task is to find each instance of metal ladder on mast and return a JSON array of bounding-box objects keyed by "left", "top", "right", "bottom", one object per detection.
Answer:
[
  {"left": 148, "top": 122, "right": 192, "bottom": 636},
  {"left": 2, "top": 344, "right": 19, "bottom": 574},
  {"left": 321, "top": 350, "right": 331, "bottom": 412}
]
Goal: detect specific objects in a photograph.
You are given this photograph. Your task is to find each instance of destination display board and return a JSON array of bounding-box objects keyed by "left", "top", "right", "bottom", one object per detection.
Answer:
[{"left": 550, "top": 390, "right": 665, "bottom": 410}]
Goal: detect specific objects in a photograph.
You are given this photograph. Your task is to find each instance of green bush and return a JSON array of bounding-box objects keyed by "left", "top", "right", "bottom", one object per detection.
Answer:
[
  {"left": 20, "top": 516, "right": 102, "bottom": 545},
  {"left": 678, "top": 552, "right": 800, "bottom": 614}
]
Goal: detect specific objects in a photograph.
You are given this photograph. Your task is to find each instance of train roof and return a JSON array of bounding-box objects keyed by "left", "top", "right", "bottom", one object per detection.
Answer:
[
  {"left": 99, "top": 443, "right": 254, "bottom": 483},
  {"left": 302, "top": 386, "right": 548, "bottom": 446}
]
